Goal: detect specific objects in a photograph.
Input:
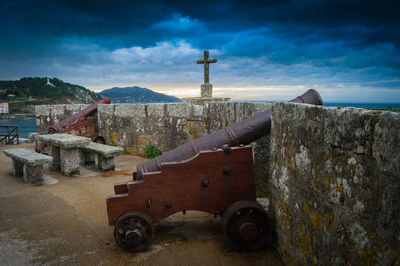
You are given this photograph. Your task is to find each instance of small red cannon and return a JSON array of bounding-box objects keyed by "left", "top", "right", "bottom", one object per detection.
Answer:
[
  {"left": 106, "top": 89, "right": 323, "bottom": 252},
  {"left": 48, "top": 97, "right": 110, "bottom": 143}
]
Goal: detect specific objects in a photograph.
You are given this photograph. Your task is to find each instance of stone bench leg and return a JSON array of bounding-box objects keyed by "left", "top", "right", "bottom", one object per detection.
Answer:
[
  {"left": 23, "top": 164, "right": 43, "bottom": 185},
  {"left": 98, "top": 155, "right": 115, "bottom": 171},
  {"left": 32, "top": 134, "right": 40, "bottom": 152},
  {"left": 60, "top": 148, "right": 80, "bottom": 176},
  {"left": 50, "top": 146, "right": 61, "bottom": 171},
  {"left": 12, "top": 159, "right": 24, "bottom": 176},
  {"left": 80, "top": 151, "right": 96, "bottom": 165}
]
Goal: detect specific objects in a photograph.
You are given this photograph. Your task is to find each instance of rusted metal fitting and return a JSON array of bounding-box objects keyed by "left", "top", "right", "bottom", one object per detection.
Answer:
[
  {"left": 146, "top": 197, "right": 152, "bottom": 208},
  {"left": 165, "top": 201, "right": 172, "bottom": 209},
  {"left": 239, "top": 222, "right": 258, "bottom": 241},
  {"left": 223, "top": 166, "right": 231, "bottom": 175},
  {"left": 221, "top": 144, "right": 232, "bottom": 154},
  {"left": 201, "top": 180, "right": 209, "bottom": 188}
]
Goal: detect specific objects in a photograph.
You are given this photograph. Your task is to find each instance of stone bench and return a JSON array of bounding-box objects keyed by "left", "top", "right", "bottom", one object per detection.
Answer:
[
  {"left": 3, "top": 148, "right": 52, "bottom": 184},
  {"left": 80, "top": 142, "right": 123, "bottom": 171}
]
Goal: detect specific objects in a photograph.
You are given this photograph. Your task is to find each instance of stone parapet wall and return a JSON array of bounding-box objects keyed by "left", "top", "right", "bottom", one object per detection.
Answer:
[
  {"left": 35, "top": 104, "right": 90, "bottom": 134},
  {"left": 35, "top": 101, "right": 273, "bottom": 196},
  {"left": 270, "top": 102, "right": 400, "bottom": 265},
  {"left": 97, "top": 101, "right": 273, "bottom": 196},
  {"left": 97, "top": 102, "right": 272, "bottom": 151}
]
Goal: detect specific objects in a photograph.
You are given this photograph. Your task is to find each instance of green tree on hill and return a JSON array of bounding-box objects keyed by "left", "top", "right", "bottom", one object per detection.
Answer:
[{"left": 0, "top": 77, "right": 102, "bottom": 113}]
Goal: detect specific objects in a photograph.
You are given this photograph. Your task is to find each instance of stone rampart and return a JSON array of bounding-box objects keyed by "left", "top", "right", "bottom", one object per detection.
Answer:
[
  {"left": 35, "top": 101, "right": 273, "bottom": 196},
  {"left": 97, "top": 102, "right": 272, "bottom": 196},
  {"left": 96, "top": 102, "right": 271, "bottom": 151},
  {"left": 270, "top": 102, "right": 400, "bottom": 265},
  {"left": 34, "top": 100, "right": 400, "bottom": 263},
  {"left": 35, "top": 104, "right": 90, "bottom": 134}
]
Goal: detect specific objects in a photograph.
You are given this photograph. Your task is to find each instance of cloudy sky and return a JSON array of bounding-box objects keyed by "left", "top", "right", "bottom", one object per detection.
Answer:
[{"left": 1, "top": 0, "right": 399, "bottom": 102}]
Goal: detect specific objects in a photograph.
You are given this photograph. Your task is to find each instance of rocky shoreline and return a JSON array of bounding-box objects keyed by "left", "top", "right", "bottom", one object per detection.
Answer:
[{"left": 0, "top": 113, "right": 35, "bottom": 120}]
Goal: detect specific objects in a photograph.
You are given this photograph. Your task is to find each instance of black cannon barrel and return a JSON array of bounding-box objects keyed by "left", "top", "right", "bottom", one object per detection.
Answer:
[
  {"left": 48, "top": 97, "right": 111, "bottom": 133},
  {"left": 136, "top": 89, "right": 322, "bottom": 179}
]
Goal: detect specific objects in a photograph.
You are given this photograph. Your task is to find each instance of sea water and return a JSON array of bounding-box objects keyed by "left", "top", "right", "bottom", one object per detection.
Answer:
[
  {"left": 324, "top": 102, "right": 400, "bottom": 109},
  {"left": 0, "top": 118, "right": 37, "bottom": 139},
  {"left": 254, "top": 101, "right": 400, "bottom": 109}
]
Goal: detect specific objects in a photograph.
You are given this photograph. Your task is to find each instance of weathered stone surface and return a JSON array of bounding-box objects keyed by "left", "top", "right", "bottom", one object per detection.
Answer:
[
  {"left": 97, "top": 102, "right": 272, "bottom": 152},
  {"left": 201, "top": 84, "right": 213, "bottom": 97},
  {"left": 12, "top": 159, "right": 23, "bottom": 176},
  {"left": 3, "top": 148, "right": 53, "bottom": 166},
  {"left": 372, "top": 111, "right": 400, "bottom": 174},
  {"left": 28, "top": 132, "right": 38, "bottom": 143},
  {"left": 168, "top": 103, "right": 204, "bottom": 117},
  {"left": 97, "top": 156, "right": 115, "bottom": 171},
  {"left": 60, "top": 148, "right": 80, "bottom": 176},
  {"left": 3, "top": 148, "right": 50, "bottom": 184},
  {"left": 270, "top": 102, "right": 400, "bottom": 265},
  {"left": 50, "top": 146, "right": 61, "bottom": 171},
  {"left": 81, "top": 142, "right": 123, "bottom": 158},
  {"left": 35, "top": 104, "right": 89, "bottom": 134},
  {"left": 23, "top": 164, "right": 43, "bottom": 184},
  {"left": 39, "top": 134, "right": 91, "bottom": 149},
  {"left": 252, "top": 135, "right": 270, "bottom": 197},
  {"left": 182, "top": 97, "right": 230, "bottom": 105},
  {"left": 32, "top": 133, "right": 44, "bottom": 153}
]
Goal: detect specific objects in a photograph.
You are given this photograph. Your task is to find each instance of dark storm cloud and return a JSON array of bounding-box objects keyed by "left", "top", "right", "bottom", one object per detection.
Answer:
[
  {"left": 0, "top": 0, "right": 169, "bottom": 49},
  {"left": 2, "top": 0, "right": 399, "bottom": 47},
  {"left": 0, "top": 0, "right": 399, "bottom": 101}
]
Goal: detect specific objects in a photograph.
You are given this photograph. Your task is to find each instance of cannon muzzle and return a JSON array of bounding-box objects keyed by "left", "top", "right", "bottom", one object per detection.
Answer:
[
  {"left": 48, "top": 97, "right": 111, "bottom": 134},
  {"left": 136, "top": 89, "right": 322, "bottom": 179}
]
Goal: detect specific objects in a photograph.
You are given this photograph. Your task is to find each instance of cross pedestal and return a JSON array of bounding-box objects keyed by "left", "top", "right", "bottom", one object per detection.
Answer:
[
  {"left": 183, "top": 50, "right": 230, "bottom": 104},
  {"left": 201, "top": 84, "right": 213, "bottom": 97}
]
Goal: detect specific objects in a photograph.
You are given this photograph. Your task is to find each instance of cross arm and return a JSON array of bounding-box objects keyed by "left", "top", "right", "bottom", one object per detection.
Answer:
[
  {"left": 207, "top": 58, "right": 217, "bottom": 63},
  {"left": 196, "top": 59, "right": 205, "bottom": 64}
]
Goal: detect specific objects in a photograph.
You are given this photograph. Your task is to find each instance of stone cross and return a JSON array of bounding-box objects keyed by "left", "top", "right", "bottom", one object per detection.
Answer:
[{"left": 196, "top": 50, "right": 217, "bottom": 97}]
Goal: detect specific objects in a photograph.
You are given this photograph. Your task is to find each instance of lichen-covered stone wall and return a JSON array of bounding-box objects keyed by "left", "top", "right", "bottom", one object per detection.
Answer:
[
  {"left": 35, "top": 101, "right": 273, "bottom": 196},
  {"left": 97, "top": 102, "right": 272, "bottom": 151},
  {"left": 270, "top": 102, "right": 400, "bottom": 265},
  {"left": 35, "top": 104, "right": 90, "bottom": 134},
  {"left": 97, "top": 102, "right": 272, "bottom": 196}
]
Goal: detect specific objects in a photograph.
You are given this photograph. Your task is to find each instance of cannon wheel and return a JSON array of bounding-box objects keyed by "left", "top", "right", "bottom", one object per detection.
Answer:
[
  {"left": 47, "top": 127, "right": 57, "bottom": 134},
  {"left": 114, "top": 211, "right": 154, "bottom": 252},
  {"left": 92, "top": 136, "right": 105, "bottom": 144},
  {"left": 222, "top": 200, "right": 270, "bottom": 251}
]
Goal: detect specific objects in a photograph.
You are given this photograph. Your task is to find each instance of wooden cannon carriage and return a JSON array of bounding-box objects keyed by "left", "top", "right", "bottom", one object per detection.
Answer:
[
  {"left": 106, "top": 89, "right": 323, "bottom": 252},
  {"left": 107, "top": 145, "right": 271, "bottom": 252}
]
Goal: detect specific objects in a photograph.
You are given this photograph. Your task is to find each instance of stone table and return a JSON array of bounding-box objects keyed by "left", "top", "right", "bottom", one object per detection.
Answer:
[{"left": 38, "top": 134, "right": 91, "bottom": 176}]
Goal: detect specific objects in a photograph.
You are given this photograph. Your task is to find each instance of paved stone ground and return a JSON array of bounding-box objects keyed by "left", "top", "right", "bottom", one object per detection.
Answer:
[{"left": 0, "top": 143, "right": 283, "bottom": 266}]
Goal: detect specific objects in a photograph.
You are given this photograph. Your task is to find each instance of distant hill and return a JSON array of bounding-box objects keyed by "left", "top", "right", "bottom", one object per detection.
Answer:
[
  {"left": 0, "top": 77, "right": 102, "bottom": 113},
  {"left": 97, "top": 86, "right": 181, "bottom": 103}
]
